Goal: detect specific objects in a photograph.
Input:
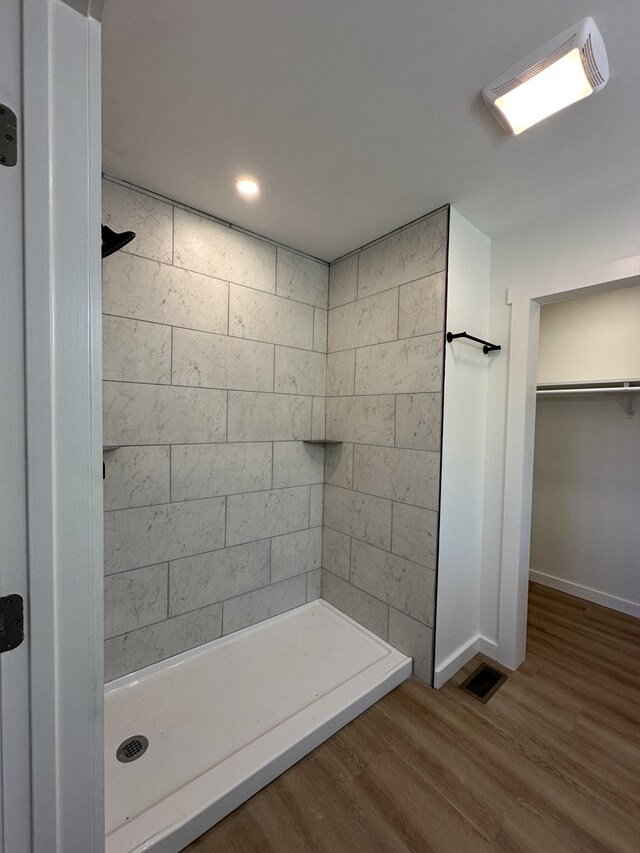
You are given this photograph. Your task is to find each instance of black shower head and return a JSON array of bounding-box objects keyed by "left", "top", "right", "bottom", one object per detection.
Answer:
[{"left": 102, "top": 224, "right": 136, "bottom": 259}]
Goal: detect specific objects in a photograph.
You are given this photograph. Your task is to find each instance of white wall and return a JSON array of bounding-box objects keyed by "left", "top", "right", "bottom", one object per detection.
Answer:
[
  {"left": 538, "top": 286, "right": 640, "bottom": 384},
  {"left": 434, "top": 208, "right": 492, "bottom": 686},
  {"left": 481, "top": 182, "right": 640, "bottom": 662}
]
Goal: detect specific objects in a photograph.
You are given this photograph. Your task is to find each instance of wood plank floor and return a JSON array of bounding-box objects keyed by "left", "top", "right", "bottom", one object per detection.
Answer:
[{"left": 186, "top": 583, "right": 640, "bottom": 852}]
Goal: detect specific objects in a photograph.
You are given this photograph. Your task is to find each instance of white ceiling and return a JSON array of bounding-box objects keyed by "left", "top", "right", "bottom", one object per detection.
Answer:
[{"left": 102, "top": 0, "right": 640, "bottom": 261}]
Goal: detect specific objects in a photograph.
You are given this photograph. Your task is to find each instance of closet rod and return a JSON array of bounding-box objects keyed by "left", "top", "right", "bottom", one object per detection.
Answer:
[{"left": 446, "top": 331, "right": 501, "bottom": 354}]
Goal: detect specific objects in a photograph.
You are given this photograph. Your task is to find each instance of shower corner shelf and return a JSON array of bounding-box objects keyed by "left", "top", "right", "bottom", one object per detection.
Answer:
[
  {"left": 103, "top": 445, "right": 121, "bottom": 452},
  {"left": 302, "top": 439, "right": 343, "bottom": 446}
]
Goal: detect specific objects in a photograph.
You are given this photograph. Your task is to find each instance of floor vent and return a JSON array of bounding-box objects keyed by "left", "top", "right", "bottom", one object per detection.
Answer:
[
  {"left": 460, "top": 664, "right": 507, "bottom": 704},
  {"left": 116, "top": 735, "right": 149, "bottom": 763}
]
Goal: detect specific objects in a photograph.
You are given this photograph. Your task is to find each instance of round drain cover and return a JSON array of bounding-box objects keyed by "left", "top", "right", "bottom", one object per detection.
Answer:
[{"left": 116, "top": 735, "right": 149, "bottom": 763}]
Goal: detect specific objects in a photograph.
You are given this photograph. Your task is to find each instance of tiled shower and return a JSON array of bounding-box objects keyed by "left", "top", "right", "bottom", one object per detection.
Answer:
[{"left": 102, "top": 177, "right": 448, "bottom": 686}]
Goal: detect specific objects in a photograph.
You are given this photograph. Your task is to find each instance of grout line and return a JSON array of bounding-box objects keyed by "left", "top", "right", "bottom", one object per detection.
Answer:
[{"left": 171, "top": 204, "right": 175, "bottom": 265}]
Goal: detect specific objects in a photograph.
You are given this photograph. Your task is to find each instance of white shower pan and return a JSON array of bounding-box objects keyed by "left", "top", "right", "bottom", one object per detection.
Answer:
[{"left": 105, "top": 600, "right": 411, "bottom": 853}]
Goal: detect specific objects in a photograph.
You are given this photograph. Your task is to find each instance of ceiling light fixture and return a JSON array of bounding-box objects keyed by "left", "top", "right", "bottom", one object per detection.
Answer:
[
  {"left": 235, "top": 177, "right": 260, "bottom": 197},
  {"left": 482, "top": 17, "right": 609, "bottom": 135}
]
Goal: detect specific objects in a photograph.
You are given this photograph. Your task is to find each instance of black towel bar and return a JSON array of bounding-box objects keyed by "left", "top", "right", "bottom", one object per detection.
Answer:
[{"left": 446, "top": 331, "right": 501, "bottom": 355}]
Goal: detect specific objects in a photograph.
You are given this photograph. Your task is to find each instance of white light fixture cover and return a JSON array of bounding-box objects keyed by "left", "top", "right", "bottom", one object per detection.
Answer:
[{"left": 482, "top": 17, "right": 609, "bottom": 135}]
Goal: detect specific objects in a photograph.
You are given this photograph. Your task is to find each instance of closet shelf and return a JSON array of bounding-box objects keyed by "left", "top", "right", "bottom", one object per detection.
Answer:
[{"left": 536, "top": 381, "right": 639, "bottom": 417}]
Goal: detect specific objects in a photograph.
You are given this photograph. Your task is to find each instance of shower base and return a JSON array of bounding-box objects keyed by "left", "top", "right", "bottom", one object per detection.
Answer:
[{"left": 105, "top": 600, "right": 411, "bottom": 853}]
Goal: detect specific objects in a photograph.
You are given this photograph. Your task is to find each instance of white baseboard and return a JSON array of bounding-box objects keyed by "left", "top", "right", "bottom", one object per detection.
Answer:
[
  {"left": 530, "top": 570, "right": 640, "bottom": 619},
  {"left": 434, "top": 635, "right": 500, "bottom": 688}
]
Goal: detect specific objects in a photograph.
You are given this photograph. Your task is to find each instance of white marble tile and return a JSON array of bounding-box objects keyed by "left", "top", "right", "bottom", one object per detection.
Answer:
[
  {"left": 312, "top": 396, "right": 326, "bottom": 440},
  {"left": 357, "top": 208, "right": 448, "bottom": 298},
  {"left": 103, "top": 445, "right": 170, "bottom": 511},
  {"left": 322, "top": 527, "right": 350, "bottom": 580},
  {"left": 388, "top": 608, "right": 434, "bottom": 685},
  {"left": 103, "top": 382, "right": 227, "bottom": 445},
  {"left": 328, "top": 289, "right": 398, "bottom": 352},
  {"left": 222, "top": 575, "right": 307, "bottom": 635},
  {"left": 355, "top": 334, "right": 443, "bottom": 395},
  {"left": 104, "top": 564, "right": 168, "bottom": 639},
  {"left": 395, "top": 392, "right": 442, "bottom": 451},
  {"left": 168, "top": 540, "right": 271, "bottom": 616},
  {"left": 171, "top": 443, "right": 272, "bottom": 501},
  {"left": 313, "top": 308, "right": 328, "bottom": 353},
  {"left": 103, "top": 316, "right": 171, "bottom": 384},
  {"left": 102, "top": 179, "right": 173, "bottom": 264},
  {"left": 227, "top": 391, "right": 311, "bottom": 442},
  {"left": 275, "top": 347, "right": 326, "bottom": 396},
  {"left": 325, "top": 395, "right": 395, "bottom": 446},
  {"left": 351, "top": 539, "right": 435, "bottom": 626},
  {"left": 398, "top": 271, "right": 445, "bottom": 339},
  {"left": 271, "top": 527, "right": 322, "bottom": 583},
  {"left": 306, "top": 568, "right": 322, "bottom": 602},
  {"left": 321, "top": 570, "right": 388, "bottom": 640},
  {"left": 309, "top": 484, "right": 324, "bottom": 527},
  {"left": 104, "top": 603, "right": 222, "bottom": 681},
  {"left": 273, "top": 442, "right": 324, "bottom": 488},
  {"left": 329, "top": 254, "right": 358, "bottom": 309},
  {"left": 102, "top": 251, "right": 228, "bottom": 334},
  {"left": 104, "top": 498, "right": 225, "bottom": 574},
  {"left": 172, "top": 328, "right": 274, "bottom": 392},
  {"left": 276, "top": 248, "right": 328, "bottom": 308},
  {"left": 226, "top": 486, "right": 310, "bottom": 546},
  {"left": 326, "top": 350, "right": 355, "bottom": 396},
  {"left": 229, "top": 285, "right": 314, "bottom": 350},
  {"left": 323, "top": 485, "right": 391, "bottom": 551},
  {"left": 353, "top": 445, "right": 440, "bottom": 509},
  {"left": 174, "top": 207, "right": 276, "bottom": 292},
  {"left": 324, "top": 442, "right": 353, "bottom": 490},
  {"left": 392, "top": 503, "right": 438, "bottom": 568}
]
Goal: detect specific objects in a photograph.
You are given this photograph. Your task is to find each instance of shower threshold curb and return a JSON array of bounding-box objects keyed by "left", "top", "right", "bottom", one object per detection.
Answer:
[{"left": 105, "top": 600, "right": 412, "bottom": 853}]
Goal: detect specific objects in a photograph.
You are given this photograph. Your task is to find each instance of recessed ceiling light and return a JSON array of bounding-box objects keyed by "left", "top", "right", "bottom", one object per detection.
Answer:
[
  {"left": 235, "top": 177, "right": 260, "bottom": 197},
  {"left": 482, "top": 17, "right": 609, "bottom": 135}
]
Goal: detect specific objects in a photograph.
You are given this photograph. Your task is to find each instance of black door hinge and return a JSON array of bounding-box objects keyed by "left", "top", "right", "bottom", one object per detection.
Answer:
[
  {"left": 0, "top": 595, "right": 24, "bottom": 652},
  {"left": 0, "top": 104, "right": 18, "bottom": 167}
]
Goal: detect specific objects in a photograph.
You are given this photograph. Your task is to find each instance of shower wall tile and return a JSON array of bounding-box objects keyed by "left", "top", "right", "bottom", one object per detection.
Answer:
[
  {"left": 274, "top": 347, "right": 326, "bottom": 396},
  {"left": 306, "top": 569, "right": 322, "bottom": 601},
  {"left": 226, "top": 486, "right": 310, "bottom": 546},
  {"left": 276, "top": 248, "right": 328, "bottom": 308},
  {"left": 104, "top": 497, "right": 225, "bottom": 574},
  {"left": 271, "top": 527, "right": 322, "bottom": 583},
  {"left": 168, "top": 540, "right": 271, "bottom": 616},
  {"left": 102, "top": 316, "right": 171, "bottom": 384},
  {"left": 313, "top": 308, "right": 328, "bottom": 353},
  {"left": 325, "top": 395, "right": 395, "bottom": 446},
  {"left": 102, "top": 251, "right": 228, "bottom": 335},
  {"left": 355, "top": 334, "right": 443, "bottom": 395},
  {"left": 398, "top": 271, "right": 446, "bottom": 339},
  {"left": 323, "top": 485, "right": 391, "bottom": 551},
  {"left": 357, "top": 208, "right": 448, "bottom": 298},
  {"left": 103, "top": 382, "right": 227, "bottom": 445},
  {"left": 328, "top": 288, "right": 398, "bottom": 352},
  {"left": 222, "top": 575, "right": 307, "bottom": 635},
  {"left": 311, "top": 396, "right": 326, "bottom": 440},
  {"left": 229, "top": 285, "right": 314, "bottom": 350},
  {"left": 324, "top": 442, "right": 353, "bottom": 490},
  {"left": 309, "top": 484, "right": 324, "bottom": 527},
  {"left": 172, "top": 328, "right": 274, "bottom": 392},
  {"left": 395, "top": 392, "right": 442, "bottom": 451},
  {"left": 321, "top": 570, "right": 388, "bottom": 641},
  {"left": 102, "top": 180, "right": 173, "bottom": 265},
  {"left": 388, "top": 608, "right": 434, "bottom": 685},
  {"left": 104, "top": 603, "right": 223, "bottom": 682},
  {"left": 350, "top": 539, "right": 435, "bottom": 626},
  {"left": 174, "top": 207, "right": 276, "bottom": 292},
  {"left": 104, "top": 563, "right": 168, "bottom": 639},
  {"left": 353, "top": 445, "right": 440, "bottom": 509},
  {"left": 328, "top": 254, "right": 357, "bottom": 309},
  {"left": 326, "top": 350, "right": 355, "bottom": 396},
  {"left": 322, "top": 527, "right": 351, "bottom": 580},
  {"left": 273, "top": 442, "right": 324, "bottom": 488},
  {"left": 227, "top": 391, "right": 311, "bottom": 442},
  {"left": 103, "top": 446, "right": 170, "bottom": 511},
  {"left": 171, "top": 443, "right": 272, "bottom": 501},
  {"left": 392, "top": 503, "right": 438, "bottom": 568}
]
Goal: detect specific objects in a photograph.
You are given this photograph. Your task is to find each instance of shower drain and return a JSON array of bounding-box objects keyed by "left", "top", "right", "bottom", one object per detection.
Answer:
[{"left": 116, "top": 735, "right": 149, "bottom": 763}]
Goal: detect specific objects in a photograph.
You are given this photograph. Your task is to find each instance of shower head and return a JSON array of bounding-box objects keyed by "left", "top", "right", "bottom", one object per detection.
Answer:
[{"left": 102, "top": 224, "right": 136, "bottom": 259}]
